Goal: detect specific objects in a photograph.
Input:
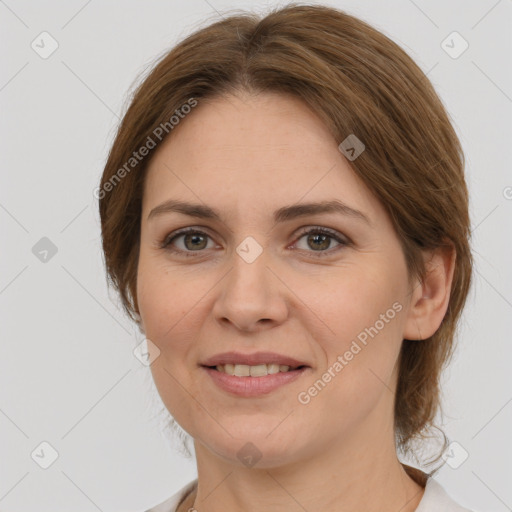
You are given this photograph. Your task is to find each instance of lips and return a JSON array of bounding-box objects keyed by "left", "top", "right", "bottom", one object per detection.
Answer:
[
  {"left": 200, "top": 351, "right": 309, "bottom": 369},
  {"left": 203, "top": 365, "right": 310, "bottom": 396}
]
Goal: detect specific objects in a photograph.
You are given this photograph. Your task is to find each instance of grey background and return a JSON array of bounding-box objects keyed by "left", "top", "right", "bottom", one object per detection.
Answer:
[{"left": 1, "top": 0, "right": 511, "bottom": 510}]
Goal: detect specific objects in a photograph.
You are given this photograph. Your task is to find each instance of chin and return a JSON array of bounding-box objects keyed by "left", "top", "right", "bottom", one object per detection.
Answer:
[{"left": 194, "top": 421, "right": 312, "bottom": 469}]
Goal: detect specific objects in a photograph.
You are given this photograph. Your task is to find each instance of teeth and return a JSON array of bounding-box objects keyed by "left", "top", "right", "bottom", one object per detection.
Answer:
[{"left": 214, "top": 363, "right": 294, "bottom": 377}]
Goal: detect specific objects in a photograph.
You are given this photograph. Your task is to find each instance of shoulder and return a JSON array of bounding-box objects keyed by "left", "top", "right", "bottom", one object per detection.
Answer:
[
  {"left": 416, "top": 477, "right": 476, "bottom": 512},
  {"left": 143, "top": 479, "right": 197, "bottom": 512}
]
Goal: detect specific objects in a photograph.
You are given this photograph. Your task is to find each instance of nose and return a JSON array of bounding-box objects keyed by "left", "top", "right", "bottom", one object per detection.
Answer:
[{"left": 212, "top": 241, "right": 289, "bottom": 333}]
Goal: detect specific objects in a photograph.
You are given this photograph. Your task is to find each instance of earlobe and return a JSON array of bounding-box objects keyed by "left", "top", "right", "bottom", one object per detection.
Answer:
[{"left": 403, "top": 244, "right": 456, "bottom": 341}]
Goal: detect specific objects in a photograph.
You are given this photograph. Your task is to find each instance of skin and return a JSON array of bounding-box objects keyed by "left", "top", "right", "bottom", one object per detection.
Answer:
[{"left": 136, "top": 91, "right": 455, "bottom": 512}]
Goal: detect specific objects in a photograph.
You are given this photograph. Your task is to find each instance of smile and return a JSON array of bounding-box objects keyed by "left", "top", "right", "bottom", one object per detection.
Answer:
[{"left": 202, "top": 365, "right": 310, "bottom": 397}]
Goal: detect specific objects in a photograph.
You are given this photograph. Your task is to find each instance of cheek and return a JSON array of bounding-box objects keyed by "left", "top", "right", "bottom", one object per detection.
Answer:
[
  {"left": 137, "top": 259, "right": 204, "bottom": 425},
  {"left": 299, "top": 284, "right": 404, "bottom": 435},
  {"left": 136, "top": 254, "right": 216, "bottom": 384},
  {"left": 313, "top": 263, "right": 406, "bottom": 388},
  {"left": 316, "top": 260, "right": 405, "bottom": 336},
  {"left": 137, "top": 251, "right": 193, "bottom": 338}
]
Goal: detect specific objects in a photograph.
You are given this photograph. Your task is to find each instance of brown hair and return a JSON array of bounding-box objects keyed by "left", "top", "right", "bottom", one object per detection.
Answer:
[{"left": 98, "top": 3, "right": 472, "bottom": 481}]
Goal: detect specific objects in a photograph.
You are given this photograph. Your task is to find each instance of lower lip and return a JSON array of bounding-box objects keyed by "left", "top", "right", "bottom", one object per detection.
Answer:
[{"left": 202, "top": 366, "right": 309, "bottom": 397}]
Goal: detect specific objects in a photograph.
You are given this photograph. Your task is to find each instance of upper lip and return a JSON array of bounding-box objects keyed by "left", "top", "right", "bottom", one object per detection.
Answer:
[{"left": 201, "top": 351, "right": 309, "bottom": 368}]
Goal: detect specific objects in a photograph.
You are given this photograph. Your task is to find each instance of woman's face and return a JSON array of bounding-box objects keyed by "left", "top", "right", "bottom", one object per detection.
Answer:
[{"left": 137, "top": 91, "right": 416, "bottom": 467}]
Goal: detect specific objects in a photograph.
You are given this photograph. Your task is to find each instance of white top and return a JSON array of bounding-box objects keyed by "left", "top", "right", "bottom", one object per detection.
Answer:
[{"left": 144, "top": 477, "right": 476, "bottom": 512}]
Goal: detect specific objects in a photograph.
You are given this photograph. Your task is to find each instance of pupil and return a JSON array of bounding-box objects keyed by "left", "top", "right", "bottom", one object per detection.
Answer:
[
  {"left": 309, "top": 233, "right": 329, "bottom": 250},
  {"left": 186, "top": 233, "right": 206, "bottom": 250}
]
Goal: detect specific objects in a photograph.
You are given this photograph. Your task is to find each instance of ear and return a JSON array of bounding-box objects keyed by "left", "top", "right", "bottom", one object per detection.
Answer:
[{"left": 403, "top": 243, "right": 456, "bottom": 341}]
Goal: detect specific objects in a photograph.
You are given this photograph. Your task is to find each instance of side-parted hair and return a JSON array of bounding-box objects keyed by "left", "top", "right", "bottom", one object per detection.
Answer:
[{"left": 99, "top": 3, "right": 472, "bottom": 482}]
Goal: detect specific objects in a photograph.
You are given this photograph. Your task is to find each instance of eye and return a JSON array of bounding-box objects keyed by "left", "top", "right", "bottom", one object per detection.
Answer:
[
  {"left": 161, "top": 228, "right": 216, "bottom": 256},
  {"left": 292, "top": 227, "right": 349, "bottom": 256}
]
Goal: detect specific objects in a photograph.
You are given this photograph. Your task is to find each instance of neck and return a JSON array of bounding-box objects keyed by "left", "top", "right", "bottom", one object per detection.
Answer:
[{"left": 185, "top": 425, "right": 425, "bottom": 512}]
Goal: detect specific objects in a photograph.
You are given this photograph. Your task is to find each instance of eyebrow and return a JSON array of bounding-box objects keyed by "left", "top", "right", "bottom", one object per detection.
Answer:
[{"left": 147, "top": 199, "right": 371, "bottom": 226}]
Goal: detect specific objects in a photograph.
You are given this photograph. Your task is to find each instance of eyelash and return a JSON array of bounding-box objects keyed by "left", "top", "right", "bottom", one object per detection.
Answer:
[{"left": 159, "top": 226, "right": 350, "bottom": 258}]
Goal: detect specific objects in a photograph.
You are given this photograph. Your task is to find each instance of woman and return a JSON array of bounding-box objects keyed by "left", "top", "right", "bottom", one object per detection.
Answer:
[{"left": 98, "top": 4, "right": 475, "bottom": 511}]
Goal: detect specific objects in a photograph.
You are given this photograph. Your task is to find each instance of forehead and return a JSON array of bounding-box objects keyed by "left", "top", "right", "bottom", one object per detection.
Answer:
[{"left": 142, "top": 92, "right": 380, "bottom": 222}]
